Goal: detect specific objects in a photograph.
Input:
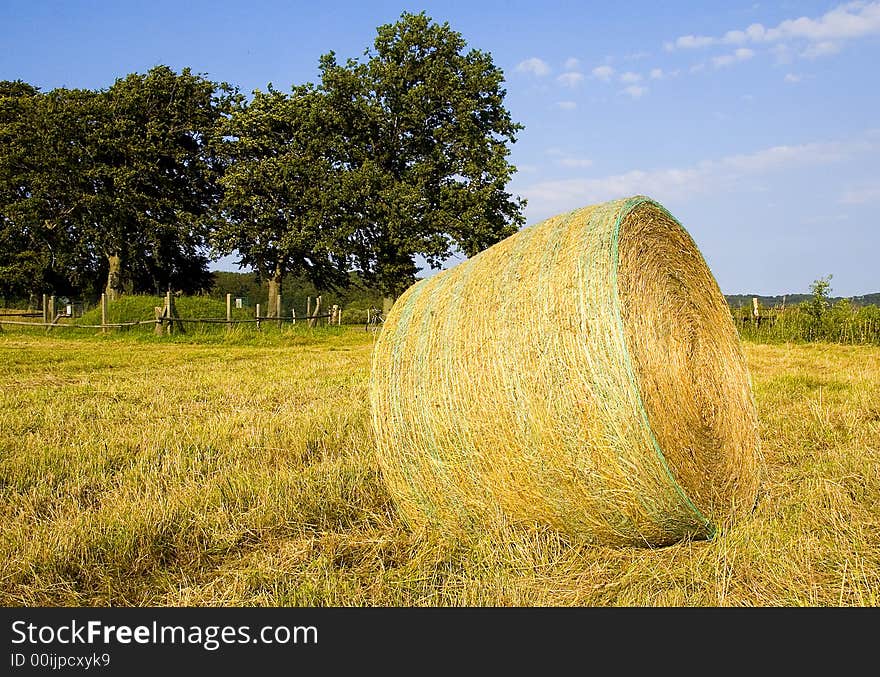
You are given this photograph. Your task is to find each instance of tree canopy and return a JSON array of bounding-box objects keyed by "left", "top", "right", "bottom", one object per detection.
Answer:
[
  {"left": 212, "top": 84, "right": 351, "bottom": 316},
  {"left": 319, "top": 11, "right": 525, "bottom": 297},
  {"left": 0, "top": 13, "right": 527, "bottom": 306}
]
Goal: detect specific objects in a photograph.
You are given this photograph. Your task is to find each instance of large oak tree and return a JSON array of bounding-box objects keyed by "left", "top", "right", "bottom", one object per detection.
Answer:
[
  {"left": 212, "top": 84, "right": 352, "bottom": 317},
  {"left": 1, "top": 68, "right": 237, "bottom": 301},
  {"left": 0, "top": 81, "right": 100, "bottom": 300},
  {"left": 319, "top": 11, "right": 526, "bottom": 300},
  {"left": 89, "top": 66, "right": 236, "bottom": 298}
]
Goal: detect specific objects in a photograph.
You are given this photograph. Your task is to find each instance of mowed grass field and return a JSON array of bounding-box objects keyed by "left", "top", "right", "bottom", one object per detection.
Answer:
[{"left": 1, "top": 327, "right": 878, "bottom": 606}]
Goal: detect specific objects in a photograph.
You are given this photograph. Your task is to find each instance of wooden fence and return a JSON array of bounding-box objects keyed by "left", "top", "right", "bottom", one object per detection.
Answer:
[{"left": 0, "top": 293, "right": 342, "bottom": 335}]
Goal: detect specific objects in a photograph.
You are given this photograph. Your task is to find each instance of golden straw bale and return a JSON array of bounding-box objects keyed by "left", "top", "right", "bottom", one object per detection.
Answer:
[{"left": 370, "top": 196, "right": 763, "bottom": 547}]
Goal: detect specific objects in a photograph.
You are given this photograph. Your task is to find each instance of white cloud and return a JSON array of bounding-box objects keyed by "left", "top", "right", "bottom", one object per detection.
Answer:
[
  {"left": 556, "top": 101, "right": 577, "bottom": 110},
  {"left": 673, "top": 34, "right": 717, "bottom": 49},
  {"left": 519, "top": 132, "right": 880, "bottom": 219},
  {"left": 619, "top": 71, "right": 642, "bottom": 83},
  {"left": 516, "top": 57, "right": 551, "bottom": 76},
  {"left": 801, "top": 40, "right": 841, "bottom": 58},
  {"left": 564, "top": 57, "right": 581, "bottom": 70},
  {"left": 649, "top": 68, "right": 664, "bottom": 79},
  {"left": 722, "top": 23, "right": 769, "bottom": 45},
  {"left": 665, "top": 1, "right": 880, "bottom": 58},
  {"left": 769, "top": 2, "right": 880, "bottom": 42},
  {"left": 591, "top": 65, "right": 615, "bottom": 81},
  {"left": 557, "top": 71, "right": 584, "bottom": 87},
  {"left": 712, "top": 47, "right": 755, "bottom": 67},
  {"left": 690, "top": 62, "right": 707, "bottom": 73},
  {"left": 784, "top": 73, "right": 803, "bottom": 83},
  {"left": 622, "top": 85, "right": 647, "bottom": 99}
]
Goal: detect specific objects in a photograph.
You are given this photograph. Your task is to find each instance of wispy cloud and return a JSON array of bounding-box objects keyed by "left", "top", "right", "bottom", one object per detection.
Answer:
[
  {"left": 619, "top": 71, "right": 643, "bottom": 83},
  {"left": 558, "top": 157, "right": 593, "bottom": 168},
  {"left": 621, "top": 85, "right": 647, "bottom": 99},
  {"left": 784, "top": 73, "right": 803, "bottom": 83},
  {"left": 564, "top": 57, "right": 581, "bottom": 70},
  {"left": 557, "top": 71, "right": 584, "bottom": 87},
  {"left": 665, "top": 35, "right": 715, "bottom": 50},
  {"left": 556, "top": 100, "right": 577, "bottom": 110},
  {"left": 516, "top": 57, "right": 551, "bottom": 76},
  {"left": 519, "top": 132, "right": 880, "bottom": 219},
  {"left": 801, "top": 40, "right": 841, "bottom": 58},
  {"left": 591, "top": 65, "right": 615, "bottom": 81},
  {"left": 664, "top": 1, "right": 880, "bottom": 58},
  {"left": 546, "top": 147, "right": 592, "bottom": 168},
  {"left": 712, "top": 47, "right": 755, "bottom": 67}
]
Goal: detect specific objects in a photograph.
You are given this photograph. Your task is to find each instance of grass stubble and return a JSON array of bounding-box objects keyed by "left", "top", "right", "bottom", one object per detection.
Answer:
[{"left": 0, "top": 327, "right": 877, "bottom": 606}]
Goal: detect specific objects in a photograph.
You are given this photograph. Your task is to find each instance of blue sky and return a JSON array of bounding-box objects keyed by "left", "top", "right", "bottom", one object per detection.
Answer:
[{"left": 2, "top": 1, "right": 878, "bottom": 296}]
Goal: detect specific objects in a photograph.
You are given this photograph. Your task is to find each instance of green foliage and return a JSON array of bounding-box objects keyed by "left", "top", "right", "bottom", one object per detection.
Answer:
[
  {"left": 0, "top": 81, "right": 99, "bottom": 300},
  {"left": 319, "top": 11, "right": 526, "bottom": 297},
  {"left": 804, "top": 274, "right": 833, "bottom": 334},
  {"left": 4, "top": 15, "right": 524, "bottom": 303},
  {"left": 0, "top": 68, "right": 237, "bottom": 302},
  {"left": 212, "top": 84, "right": 351, "bottom": 307},
  {"left": 85, "top": 66, "right": 237, "bottom": 297},
  {"left": 733, "top": 292, "right": 880, "bottom": 346}
]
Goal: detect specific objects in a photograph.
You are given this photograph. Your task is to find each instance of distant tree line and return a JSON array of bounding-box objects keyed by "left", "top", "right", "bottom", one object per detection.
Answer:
[
  {"left": 0, "top": 12, "right": 525, "bottom": 312},
  {"left": 732, "top": 276, "right": 880, "bottom": 345}
]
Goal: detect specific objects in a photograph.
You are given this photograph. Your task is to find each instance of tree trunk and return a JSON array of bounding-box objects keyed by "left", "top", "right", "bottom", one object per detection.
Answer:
[
  {"left": 267, "top": 267, "right": 283, "bottom": 318},
  {"left": 106, "top": 253, "right": 123, "bottom": 301}
]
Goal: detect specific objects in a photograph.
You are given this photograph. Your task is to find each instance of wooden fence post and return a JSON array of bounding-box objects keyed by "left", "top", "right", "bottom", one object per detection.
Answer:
[
  {"left": 42, "top": 293, "right": 48, "bottom": 325},
  {"left": 309, "top": 295, "right": 322, "bottom": 328},
  {"left": 46, "top": 295, "right": 56, "bottom": 332},
  {"left": 165, "top": 291, "right": 172, "bottom": 335},
  {"left": 256, "top": 303, "right": 261, "bottom": 330},
  {"left": 226, "top": 293, "right": 232, "bottom": 330},
  {"left": 291, "top": 308, "right": 296, "bottom": 325},
  {"left": 101, "top": 293, "right": 108, "bottom": 334},
  {"left": 277, "top": 293, "right": 282, "bottom": 329}
]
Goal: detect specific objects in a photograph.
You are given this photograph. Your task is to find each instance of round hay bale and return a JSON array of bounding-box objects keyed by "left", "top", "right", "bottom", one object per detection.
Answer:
[{"left": 369, "top": 195, "right": 763, "bottom": 547}]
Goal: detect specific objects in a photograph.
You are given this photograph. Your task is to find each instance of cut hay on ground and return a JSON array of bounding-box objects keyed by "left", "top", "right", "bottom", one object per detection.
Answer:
[{"left": 370, "top": 195, "right": 764, "bottom": 547}]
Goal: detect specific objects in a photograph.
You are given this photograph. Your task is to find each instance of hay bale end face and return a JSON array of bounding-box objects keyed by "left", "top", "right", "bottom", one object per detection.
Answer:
[{"left": 369, "top": 196, "right": 763, "bottom": 547}]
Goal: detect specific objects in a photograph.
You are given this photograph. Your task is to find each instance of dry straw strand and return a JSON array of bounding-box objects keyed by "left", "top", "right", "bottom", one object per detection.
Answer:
[{"left": 370, "top": 195, "right": 764, "bottom": 547}]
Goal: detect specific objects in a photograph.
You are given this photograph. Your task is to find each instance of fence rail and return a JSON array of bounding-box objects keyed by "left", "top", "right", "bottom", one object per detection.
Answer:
[{"left": 0, "top": 292, "right": 342, "bottom": 335}]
